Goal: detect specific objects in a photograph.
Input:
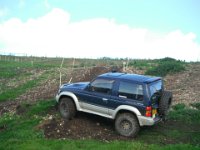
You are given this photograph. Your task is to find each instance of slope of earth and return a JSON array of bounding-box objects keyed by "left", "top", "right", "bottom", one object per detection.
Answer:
[
  {"left": 0, "top": 66, "right": 121, "bottom": 116},
  {"left": 165, "top": 63, "right": 200, "bottom": 105}
]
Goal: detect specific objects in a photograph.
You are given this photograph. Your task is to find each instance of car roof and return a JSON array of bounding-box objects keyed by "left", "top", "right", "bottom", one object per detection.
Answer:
[{"left": 98, "top": 72, "right": 161, "bottom": 84}]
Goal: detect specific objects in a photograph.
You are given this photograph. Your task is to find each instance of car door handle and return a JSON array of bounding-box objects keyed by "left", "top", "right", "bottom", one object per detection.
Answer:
[{"left": 102, "top": 98, "right": 108, "bottom": 101}]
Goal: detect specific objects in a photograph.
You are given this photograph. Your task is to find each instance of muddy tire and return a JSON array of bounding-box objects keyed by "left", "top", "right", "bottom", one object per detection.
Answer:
[
  {"left": 59, "top": 97, "right": 76, "bottom": 120},
  {"left": 159, "top": 91, "right": 172, "bottom": 117},
  {"left": 115, "top": 113, "right": 140, "bottom": 137}
]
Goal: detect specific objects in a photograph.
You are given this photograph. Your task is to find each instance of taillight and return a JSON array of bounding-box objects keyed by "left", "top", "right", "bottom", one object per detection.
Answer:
[{"left": 146, "top": 106, "right": 152, "bottom": 117}]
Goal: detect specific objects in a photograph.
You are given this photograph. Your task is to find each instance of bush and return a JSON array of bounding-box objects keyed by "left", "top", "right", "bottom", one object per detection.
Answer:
[
  {"left": 145, "top": 57, "right": 185, "bottom": 77},
  {"left": 169, "top": 103, "right": 200, "bottom": 123},
  {"left": 190, "top": 102, "right": 200, "bottom": 110},
  {"left": 159, "top": 57, "right": 177, "bottom": 62},
  {"left": 172, "top": 103, "right": 186, "bottom": 110}
]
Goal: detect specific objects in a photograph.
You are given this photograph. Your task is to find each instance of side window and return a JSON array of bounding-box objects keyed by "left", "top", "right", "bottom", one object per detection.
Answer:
[
  {"left": 90, "top": 78, "right": 114, "bottom": 94},
  {"left": 118, "top": 81, "right": 144, "bottom": 101}
]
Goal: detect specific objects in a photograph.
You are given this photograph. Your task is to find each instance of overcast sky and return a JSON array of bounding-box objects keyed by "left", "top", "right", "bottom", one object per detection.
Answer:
[{"left": 0, "top": 0, "right": 200, "bottom": 61}]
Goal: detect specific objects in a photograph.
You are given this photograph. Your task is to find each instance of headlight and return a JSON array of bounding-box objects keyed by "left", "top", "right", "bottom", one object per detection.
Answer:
[
  {"left": 57, "top": 84, "right": 65, "bottom": 94},
  {"left": 59, "top": 84, "right": 65, "bottom": 89}
]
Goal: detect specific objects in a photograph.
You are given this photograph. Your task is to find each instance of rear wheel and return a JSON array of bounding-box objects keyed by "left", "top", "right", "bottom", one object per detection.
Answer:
[
  {"left": 159, "top": 91, "right": 172, "bottom": 118},
  {"left": 115, "top": 113, "right": 140, "bottom": 137},
  {"left": 59, "top": 97, "right": 76, "bottom": 120}
]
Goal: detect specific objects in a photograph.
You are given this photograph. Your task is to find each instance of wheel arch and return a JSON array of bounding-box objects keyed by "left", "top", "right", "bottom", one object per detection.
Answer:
[
  {"left": 113, "top": 105, "right": 141, "bottom": 117},
  {"left": 115, "top": 109, "right": 138, "bottom": 120},
  {"left": 57, "top": 91, "right": 81, "bottom": 111},
  {"left": 113, "top": 105, "right": 141, "bottom": 124}
]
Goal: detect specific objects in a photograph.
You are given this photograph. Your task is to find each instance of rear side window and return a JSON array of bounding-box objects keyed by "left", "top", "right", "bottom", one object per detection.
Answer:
[
  {"left": 118, "top": 81, "right": 143, "bottom": 101},
  {"left": 90, "top": 78, "right": 114, "bottom": 94}
]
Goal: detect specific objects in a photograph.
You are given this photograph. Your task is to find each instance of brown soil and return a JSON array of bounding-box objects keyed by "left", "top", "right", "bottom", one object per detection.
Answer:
[
  {"left": 40, "top": 112, "right": 131, "bottom": 141},
  {"left": 165, "top": 63, "right": 200, "bottom": 105}
]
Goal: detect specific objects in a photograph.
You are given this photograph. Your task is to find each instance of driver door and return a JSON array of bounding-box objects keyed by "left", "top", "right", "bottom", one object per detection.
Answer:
[{"left": 80, "top": 78, "right": 115, "bottom": 115}]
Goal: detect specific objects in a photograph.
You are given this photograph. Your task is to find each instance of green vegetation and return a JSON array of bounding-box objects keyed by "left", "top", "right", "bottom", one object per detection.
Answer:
[
  {"left": 0, "top": 100, "right": 199, "bottom": 150},
  {"left": 172, "top": 103, "right": 186, "bottom": 110},
  {"left": 145, "top": 57, "right": 185, "bottom": 77},
  {"left": 0, "top": 79, "right": 38, "bottom": 102},
  {"left": 0, "top": 58, "right": 62, "bottom": 102},
  {"left": 169, "top": 103, "right": 200, "bottom": 124},
  {"left": 190, "top": 102, "right": 200, "bottom": 110},
  {"left": 0, "top": 100, "right": 54, "bottom": 142},
  {"left": 0, "top": 71, "right": 51, "bottom": 102}
]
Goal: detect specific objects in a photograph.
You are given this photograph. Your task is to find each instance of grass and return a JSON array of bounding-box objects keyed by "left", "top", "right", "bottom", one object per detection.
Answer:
[
  {"left": 0, "top": 100, "right": 200, "bottom": 150},
  {"left": 190, "top": 102, "right": 200, "bottom": 110},
  {"left": 0, "top": 80, "right": 38, "bottom": 102},
  {"left": 128, "top": 59, "right": 154, "bottom": 70},
  {"left": 169, "top": 103, "right": 200, "bottom": 124},
  {"left": 0, "top": 72, "right": 51, "bottom": 102},
  {"left": 0, "top": 59, "right": 60, "bottom": 102},
  {"left": 1, "top": 140, "right": 199, "bottom": 150},
  {"left": 0, "top": 57, "right": 123, "bottom": 102}
]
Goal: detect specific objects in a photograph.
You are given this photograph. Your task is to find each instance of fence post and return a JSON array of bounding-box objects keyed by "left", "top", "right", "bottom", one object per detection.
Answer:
[
  {"left": 123, "top": 62, "right": 126, "bottom": 72},
  {"left": 59, "top": 57, "right": 65, "bottom": 86}
]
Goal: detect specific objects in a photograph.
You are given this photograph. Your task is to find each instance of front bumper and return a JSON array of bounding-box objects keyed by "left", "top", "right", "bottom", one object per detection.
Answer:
[{"left": 138, "top": 116, "right": 161, "bottom": 126}]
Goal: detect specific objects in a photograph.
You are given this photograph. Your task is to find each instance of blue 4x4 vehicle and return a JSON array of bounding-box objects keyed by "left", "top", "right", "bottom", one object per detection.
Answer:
[{"left": 56, "top": 72, "right": 172, "bottom": 137}]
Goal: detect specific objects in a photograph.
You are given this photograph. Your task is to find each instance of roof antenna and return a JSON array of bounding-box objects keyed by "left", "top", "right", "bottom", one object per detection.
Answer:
[
  {"left": 112, "top": 66, "right": 118, "bottom": 73},
  {"left": 112, "top": 69, "right": 117, "bottom": 73},
  {"left": 59, "top": 57, "right": 64, "bottom": 86}
]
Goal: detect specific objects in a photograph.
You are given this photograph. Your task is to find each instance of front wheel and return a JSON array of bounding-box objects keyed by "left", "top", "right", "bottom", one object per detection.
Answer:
[
  {"left": 115, "top": 113, "right": 140, "bottom": 137},
  {"left": 59, "top": 97, "right": 76, "bottom": 120}
]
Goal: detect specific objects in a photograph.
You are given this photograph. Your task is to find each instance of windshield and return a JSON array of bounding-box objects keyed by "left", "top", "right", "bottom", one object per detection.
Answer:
[{"left": 149, "top": 80, "right": 162, "bottom": 96}]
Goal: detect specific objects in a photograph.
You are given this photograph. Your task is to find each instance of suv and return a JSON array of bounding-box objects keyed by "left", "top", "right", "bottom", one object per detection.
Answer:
[{"left": 56, "top": 72, "right": 172, "bottom": 137}]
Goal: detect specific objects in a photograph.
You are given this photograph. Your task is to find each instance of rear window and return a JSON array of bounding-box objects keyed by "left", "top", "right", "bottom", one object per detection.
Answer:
[
  {"left": 118, "top": 81, "right": 144, "bottom": 101},
  {"left": 149, "top": 80, "right": 162, "bottom": 96}
]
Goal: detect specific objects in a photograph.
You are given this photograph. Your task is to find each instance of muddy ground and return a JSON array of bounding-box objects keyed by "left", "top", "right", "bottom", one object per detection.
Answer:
[
  {"left": 1, "top": 64, "right": 200, "bottom": 142},
  {"left": 33, "top": 105, "right": 199, "bottom": 145}
]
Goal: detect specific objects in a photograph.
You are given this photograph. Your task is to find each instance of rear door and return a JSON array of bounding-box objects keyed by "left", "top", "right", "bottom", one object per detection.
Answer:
[{"left": 107, "top": 80, "right": 145, "bottom": 115}]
